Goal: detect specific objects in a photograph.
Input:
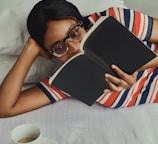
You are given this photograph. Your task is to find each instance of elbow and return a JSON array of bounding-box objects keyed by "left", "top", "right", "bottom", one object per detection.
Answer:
[
  {"left": 0, "top": 100, "right": 19, "bottom": 118},
  {"left": 0, "top": 112, "right": 11, "bottom": 118},
  {"left": 0, "top": 108, "right": 16, "bottom": 118},
  {"left": 0, "top": 113, "right": 10, "bottom": 118}
]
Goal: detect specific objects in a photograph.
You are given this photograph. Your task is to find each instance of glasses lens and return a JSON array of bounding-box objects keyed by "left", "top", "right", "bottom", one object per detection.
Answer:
[
  {"left": 53, "top": 41, "right": 68, "bottom": 55},
  {"left": 69, "top": 25, "right": 82, "bottom": 42}
]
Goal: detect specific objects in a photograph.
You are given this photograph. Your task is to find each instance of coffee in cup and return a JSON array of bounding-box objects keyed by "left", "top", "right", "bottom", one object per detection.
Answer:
[{"left": 11, "top": 124, "right": 41, "bottom": 144}]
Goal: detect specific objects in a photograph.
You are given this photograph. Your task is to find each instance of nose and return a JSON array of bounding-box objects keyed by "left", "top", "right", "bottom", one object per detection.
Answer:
[{"left": 67, "top": 40, "right": 81, "bottom": 54}]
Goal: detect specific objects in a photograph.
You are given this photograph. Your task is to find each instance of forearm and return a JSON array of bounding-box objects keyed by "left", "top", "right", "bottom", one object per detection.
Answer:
[
  {"left": 138, "top": 18, "right": 158, "bottom": 71},
  {"left": 0, "top": 40, "right": 39, "bottom": 111},
  {"left": 149, "top": 19, "right": 158, "bottom": 43},
  {"left": 138, "top": 58, "right": 158, "bottom": 72},
  {"left": 138, "top": 48, "right": 158, "bottom": 71}
]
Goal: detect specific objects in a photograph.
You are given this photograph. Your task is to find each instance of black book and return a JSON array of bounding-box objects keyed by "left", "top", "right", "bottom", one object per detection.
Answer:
[{"left": 49, "top": 16, "right": 156, "bottom": 106}]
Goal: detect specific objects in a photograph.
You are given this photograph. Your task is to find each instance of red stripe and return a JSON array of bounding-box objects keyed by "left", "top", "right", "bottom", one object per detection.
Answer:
[
  {"left": 109, "top": 8, "right": 117, "bottom": 18},
  {"left": 153, "top": 92, "right": 158, "bottom": 103},
  {"left": 103, "top": 92, "right": 120, "bottom": 107},
  {"left": 42, "top": 78, "right": 68, "bottom": 99},
  {"left": 127, "top": 77, "right": 147, "bottom": 106},
  {"left": 132, "top": 11, "right": 141, "bottom": 36},
  {"left": 90, "top": 13, "right": 100, "bottom": 22},
  {"left": 149, "top": 78, "right": 158, "bottom": 102},
  {"left": 117, "top": 8, "right": 122, "bottom": 22},
  {"left": 127, "top": 68, "right": 154, "bottom": 106}
]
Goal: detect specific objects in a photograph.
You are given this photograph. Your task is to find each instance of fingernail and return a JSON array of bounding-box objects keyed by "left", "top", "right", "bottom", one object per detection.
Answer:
[
  {"left": 105, "top": 73, "right": 109, "bottom": 78},
  {"left": 111, "top": 64, "right": 116, "bottom": 69}
]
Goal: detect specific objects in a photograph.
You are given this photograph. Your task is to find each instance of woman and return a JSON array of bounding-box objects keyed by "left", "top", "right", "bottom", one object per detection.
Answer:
[{"left": 0, "top": 0, "right": 158, "bottom": 117}]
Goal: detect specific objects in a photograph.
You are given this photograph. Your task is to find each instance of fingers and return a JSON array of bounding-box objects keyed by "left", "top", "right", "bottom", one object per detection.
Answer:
[
  {"left": 111, "top": 65, "right": 130, "bottom": 83},
  {"left": 104, "top": 64, "right": 138, "bottom": 92},
  {"left": 105, "top": 73, "right": 123, "bottom": 86},
  {"left": 105, "top": 74, "right": 125, "bottom": 92},
  {"left": 111, "top": 64, "right": 137, "bottom": 86}
]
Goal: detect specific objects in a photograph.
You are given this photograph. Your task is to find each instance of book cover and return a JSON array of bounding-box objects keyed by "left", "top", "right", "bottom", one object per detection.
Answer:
[
  {"left": 49, "top": 16, "right": 156, "bottom": 106},
  {"left": 81, "top": 16, "right": 156, "bottom": 75}
]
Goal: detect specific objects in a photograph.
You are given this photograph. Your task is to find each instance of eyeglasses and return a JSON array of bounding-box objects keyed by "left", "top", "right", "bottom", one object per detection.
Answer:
[{"left": 45, "top": 21, "right": 84, "bottom": 57}]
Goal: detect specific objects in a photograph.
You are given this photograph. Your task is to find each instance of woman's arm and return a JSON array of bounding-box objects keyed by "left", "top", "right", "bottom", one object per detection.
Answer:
[
  {"left": 0, "top": 38, "right": 51, "bottom": 118},
  {"left": 138, "top": 18, "right": 158, "bottom": 70},
  {"left": 149, "top": 18, "right": 158, "bottom": 43}
]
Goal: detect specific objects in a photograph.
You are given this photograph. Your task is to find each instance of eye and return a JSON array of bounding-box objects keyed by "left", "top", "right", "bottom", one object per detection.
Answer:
[
  {"left": 53, "top": 41, "right": 67, "bottom": 54},
  {"left": 69, "top": 26, "right": 80, "bottom": 40}
]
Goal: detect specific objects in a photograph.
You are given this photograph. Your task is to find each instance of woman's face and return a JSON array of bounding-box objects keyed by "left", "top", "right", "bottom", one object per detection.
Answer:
[{"left": 43, "top": 19, "right": 86, "bottom": 62}]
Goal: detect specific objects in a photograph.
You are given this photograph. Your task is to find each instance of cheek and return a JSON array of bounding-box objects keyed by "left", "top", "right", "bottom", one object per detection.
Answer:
[
  {"left": 55, "top": 52, "right": 78, "bottom": 63},
  {"left": 55, "top": 55, "right": 71, "bottom": 63}
]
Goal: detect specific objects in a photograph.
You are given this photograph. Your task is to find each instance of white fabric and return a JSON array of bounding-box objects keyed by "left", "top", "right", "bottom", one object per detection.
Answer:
[
  {"left": 0, "top": 0, "right": 40, "bottom": 55},
  {"left": 68, "top": 0, "right": 126, "bottom": 15},
  {"left": 1, "top": 100, "right": 158, "bottom": 144}
]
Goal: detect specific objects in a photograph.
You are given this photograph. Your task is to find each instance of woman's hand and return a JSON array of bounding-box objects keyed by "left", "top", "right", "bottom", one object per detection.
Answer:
[
  {"left": 104, "top": 64, "right": 138, "bottom": 93},
  {"left": 27, "top": 37, "right": 49, "bottom": 59}
]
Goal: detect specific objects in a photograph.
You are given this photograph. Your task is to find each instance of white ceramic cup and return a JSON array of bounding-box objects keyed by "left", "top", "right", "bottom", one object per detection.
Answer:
[{"left": 11, "top": 124, "right": 41, "bottom": 144}]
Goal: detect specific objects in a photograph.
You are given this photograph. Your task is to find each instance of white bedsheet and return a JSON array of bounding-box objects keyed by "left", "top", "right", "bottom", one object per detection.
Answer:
[
  {"left": 1, "top": 0, "right": 158, "bottom": 144},
  {"left": 1, "top": 100, "right": 158, "bottom": 144}
]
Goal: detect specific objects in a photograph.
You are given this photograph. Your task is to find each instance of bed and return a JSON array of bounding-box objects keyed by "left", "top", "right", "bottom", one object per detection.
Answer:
[{"left": 1, "top": 0, "right": 158, "bottom": 143}]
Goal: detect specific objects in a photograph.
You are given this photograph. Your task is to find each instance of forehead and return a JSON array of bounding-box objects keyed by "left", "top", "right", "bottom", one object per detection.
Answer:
[{"left": 44, "top": 19, "right": 77, "bottom": 49}]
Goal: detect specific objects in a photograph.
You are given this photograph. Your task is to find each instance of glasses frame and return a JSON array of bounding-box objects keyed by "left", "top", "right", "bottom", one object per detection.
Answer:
[{"left": 44, "top": 21, "right": 83, "bottom": 58}]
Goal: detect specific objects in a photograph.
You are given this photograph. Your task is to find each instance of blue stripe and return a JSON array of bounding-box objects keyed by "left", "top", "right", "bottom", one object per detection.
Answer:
[
  {"left": 113, "top": 89, "right": 130, "bottom": 108},
  {"left": 123, "top": 9, "right": 130, "bottom": 29},
  {"left": 37, "top": 83, "right": 56, "bottom": 103},
  {"left": 139, "top": 68, "right": 158, "bottom": 104},
  {"left": 144, "top": 16, "right": 153, "bottom": 41},
  {"left": 146, "top": 41, "right": 152, "bottom": 48},
  {"left": 100, "top": 10, "right": 106, "bottom": 16},
  {"left": 144, "top": 41, "right": 153, "bottom": 50},
  {"left": 137, "top": 71, "right": 145, "bottom": 80}
]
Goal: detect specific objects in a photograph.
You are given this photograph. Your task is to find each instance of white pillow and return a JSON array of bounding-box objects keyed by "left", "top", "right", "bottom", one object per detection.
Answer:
[
  {"left": 68, "top": 0, "right": 126, "bottom": 15},
  {"left": 0, "top": 0, "right": 126, "bottom": 85},
  {"left": 0, "top": 0, "right": 40, "bottom": 55}
]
